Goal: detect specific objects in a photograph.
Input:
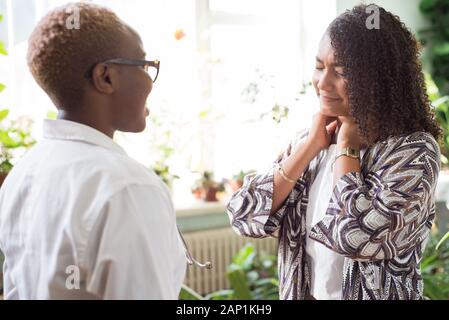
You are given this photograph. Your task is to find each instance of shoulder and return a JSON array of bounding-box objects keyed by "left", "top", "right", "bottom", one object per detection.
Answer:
[
  {"left": 372, "top": 131, "right": 440, "bottom": 158},
  {"left": 67, "top": 143, "right": 171, "bottom": 213},
  {"left": 366, "top": 131, "right": 441, "bottom": 183}
]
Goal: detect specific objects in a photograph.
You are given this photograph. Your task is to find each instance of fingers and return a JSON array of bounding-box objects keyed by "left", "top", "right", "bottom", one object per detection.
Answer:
[
  {"left": 326, "top": 120, "right": 338, "bottom": 135},
  {"left": 325, "top": 116, "right": 338, "bottom": 126},
  {"left": 337, "top": 115, "right": 356, "bottom": 125}
]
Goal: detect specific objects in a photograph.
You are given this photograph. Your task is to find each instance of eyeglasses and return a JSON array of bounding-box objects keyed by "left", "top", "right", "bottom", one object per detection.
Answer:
[{"left": 84, "top": 58, "right": 160, "bottom": 83}]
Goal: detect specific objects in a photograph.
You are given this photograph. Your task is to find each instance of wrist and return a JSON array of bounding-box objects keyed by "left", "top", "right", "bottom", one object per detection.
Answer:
[
  {"left": 302, "top": 140, "right": 322, "bottom": 158},
  {"left": 337, "top": 139, "right": 352, "bottom": 148}
]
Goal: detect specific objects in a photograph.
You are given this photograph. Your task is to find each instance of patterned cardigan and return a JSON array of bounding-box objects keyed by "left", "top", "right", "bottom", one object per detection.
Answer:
[{"left": 227, "top": 130, "right": 441, "bottom": 300}]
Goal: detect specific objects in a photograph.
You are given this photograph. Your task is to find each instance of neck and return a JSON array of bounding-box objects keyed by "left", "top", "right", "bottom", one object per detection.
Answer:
[{"left": 57, "top": 109, "right": 115, "bottom": 139}]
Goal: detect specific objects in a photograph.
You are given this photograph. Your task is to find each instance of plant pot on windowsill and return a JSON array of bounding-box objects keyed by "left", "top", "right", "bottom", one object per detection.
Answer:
[
  {"left": 191, "top": 186, "right": 219, "bottom": 202},
  {"left": 228, "top": 179, "right": 244, "bottom": 193},
  {"left": 191, "top": 171, "right": 225, "bottom": 202},
  {"left": 0, "top": 171, "right": 8, "bottom": 188},
  {"left": 227, "top": 170, "right": 254, "bottom": 193},
  {"left": 204, "top": 186, "right": 219, "bottom": 202}
]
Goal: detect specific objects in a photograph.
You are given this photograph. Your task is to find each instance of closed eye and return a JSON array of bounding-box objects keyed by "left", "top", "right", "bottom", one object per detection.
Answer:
[{"left": 335, "top": 69, "right": 346, "bottom": 77}]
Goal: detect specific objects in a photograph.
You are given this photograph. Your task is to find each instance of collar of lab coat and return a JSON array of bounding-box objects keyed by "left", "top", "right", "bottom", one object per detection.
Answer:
[{"left": 43, "top": 119, "right": 127, "bottom": 156}]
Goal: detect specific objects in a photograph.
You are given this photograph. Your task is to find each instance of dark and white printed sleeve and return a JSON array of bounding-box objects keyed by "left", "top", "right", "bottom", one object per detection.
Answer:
[
  {"left": 226, "top": 130, "right": 309, "bottom": 238},
  {"left": 309, "top": 133, "right": 441, "bottom": 261}
]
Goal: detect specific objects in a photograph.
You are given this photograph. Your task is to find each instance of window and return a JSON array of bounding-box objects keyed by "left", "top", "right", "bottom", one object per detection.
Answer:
[{"left": 0, "top": 0, "right": 337, "bottom": 205}]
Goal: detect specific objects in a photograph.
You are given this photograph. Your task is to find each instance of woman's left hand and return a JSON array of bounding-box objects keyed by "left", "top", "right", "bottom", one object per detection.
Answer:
[{"left": 337, "top": 116, "right": 362, "bottom": 149}]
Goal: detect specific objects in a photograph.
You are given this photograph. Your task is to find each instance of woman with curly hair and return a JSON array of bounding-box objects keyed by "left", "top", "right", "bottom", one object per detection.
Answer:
[{"left": 227, "top": 4, "right": 442, "bottom": 300}]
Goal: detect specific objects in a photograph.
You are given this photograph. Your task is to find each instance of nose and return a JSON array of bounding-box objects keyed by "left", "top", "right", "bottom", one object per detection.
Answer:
[{"left": 316, "top": 69, "right": 335, "bottom": 92}]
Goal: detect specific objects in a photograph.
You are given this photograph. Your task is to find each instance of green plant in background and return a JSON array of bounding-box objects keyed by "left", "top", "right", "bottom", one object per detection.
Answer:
[
  {"left": 0, "top": 110, "right": 36, "bottom": 173},
  {"left": 192, "top": 171, "right": 224, "bottom": 191},
  {"left": 0, "top": 15, "right": 6, "bottom": 56},
  {"left": 241, "top": 69, "right": 311, "bottom": 125},
  {"left": 148, "top": 114, "right": 179, "bottom": 190},
  {"left": 425, "top": 73, "right": 449, "bottom": 164},
  {"left": 422, "top": 229, "right": 449, "bottom": 300},
  {"left": 152, "top": 160, "right": 179, "bottom": 188},
  {"left": 0, "top": 16, "right": 35, "bottom": 175},
  {"left": 206, "top": 243, "right": 279, "bottom": 300},
  {"left": 179, "top": 284, "right": 204, "bottom": 300},
  {"left": 419, "top": 0, "right": 449, "bottom": 95},
  {"left": 419, "top": 0, "right": 449, "bottom": 164}
]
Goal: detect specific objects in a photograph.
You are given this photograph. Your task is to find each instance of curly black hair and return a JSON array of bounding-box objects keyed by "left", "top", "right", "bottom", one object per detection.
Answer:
[{"left": 327, "top": 4, "right": 441, "bottom": 145}]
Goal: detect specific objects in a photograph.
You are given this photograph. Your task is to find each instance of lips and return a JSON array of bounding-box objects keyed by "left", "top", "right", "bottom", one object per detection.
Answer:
[{"left": 320, "top": 94, "right": 341, "bottom": 102}]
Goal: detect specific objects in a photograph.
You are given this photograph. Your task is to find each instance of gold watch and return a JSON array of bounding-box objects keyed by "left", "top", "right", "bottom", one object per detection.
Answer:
[{"left": 334, "top": 147, "right": 360, "bottom": 162}]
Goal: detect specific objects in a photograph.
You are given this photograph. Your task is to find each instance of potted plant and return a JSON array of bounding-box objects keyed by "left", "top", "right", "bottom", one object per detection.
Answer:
[
  {"left": 191, "top": 171, "right": 225, "bottom": 202},
  {"left": 0, "top": 110, "right": 35, "bottom": 187},
  {"left": 227, "top": 170, "right": 255, "bottom": 193},
  {"left": 206, "top": 242, "right": 279, "bottom": 300},
  {"left": 151, "top": 160, "right": 179, "bottom": 191}
]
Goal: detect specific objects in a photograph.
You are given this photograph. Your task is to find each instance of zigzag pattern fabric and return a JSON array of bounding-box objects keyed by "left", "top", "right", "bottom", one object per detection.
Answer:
[{"left": 227, "top": 130, "right": 440, "bottom": 300}]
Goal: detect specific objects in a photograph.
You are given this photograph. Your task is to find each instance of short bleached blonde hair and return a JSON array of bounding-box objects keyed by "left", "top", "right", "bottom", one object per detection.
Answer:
[{"left": 27, "top": 2, "right": 134, "bottom": 108}]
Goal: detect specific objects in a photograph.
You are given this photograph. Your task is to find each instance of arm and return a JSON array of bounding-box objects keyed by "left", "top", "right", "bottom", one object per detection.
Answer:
[
  {"left": 332, "top": 118, "right": 362, "bottom": 188},
  {"left": 83, "top": 184, "right": 185, "bottom": 299},
  {"left": 227, "top": 130, "right": 311, "bottom": 238},
  {"left": 310, "top": 133, "right": 441, "bottom": 261},
  {"left": 270, "top": 140, "right": 320, "bottom": 214},
  {"left": 227, "top": 113, "right": 338, "bottom": 238}
]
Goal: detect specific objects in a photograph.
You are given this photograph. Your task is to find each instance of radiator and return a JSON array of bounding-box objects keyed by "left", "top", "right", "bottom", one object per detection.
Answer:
[{"left": 183, "top": 227, "right": 278, "bottom": 296}]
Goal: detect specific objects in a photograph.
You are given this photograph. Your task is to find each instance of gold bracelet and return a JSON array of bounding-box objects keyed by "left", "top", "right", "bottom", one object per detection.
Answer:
[{"left": 276, "top": 163, "right": 296, "bottom": 184}]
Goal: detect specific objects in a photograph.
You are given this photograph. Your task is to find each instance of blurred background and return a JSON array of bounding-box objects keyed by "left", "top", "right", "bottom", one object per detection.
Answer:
[{"left": 0, "top": 0, "right": 448, "bottom": 300}]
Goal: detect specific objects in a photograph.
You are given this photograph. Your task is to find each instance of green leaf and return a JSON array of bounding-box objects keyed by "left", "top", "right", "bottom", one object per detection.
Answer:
[
  {"left": 199, "top": 110, "right": 210, "bottom": 119},
  {"left": 0, "top": 42, "right": 8, "bottom": 56},
  {"left": 0, "top": 108, "right": 9, "bottom": 122},
  {"left": 205, "top": 289, "right": 234, "bottom": 300},
  {"left": 178, "top": 284, "right": 204, "bottom": 300},
  {"left": 46, "top": 110, "right": 58, "bottom": 120},
  {"left": 436, "top": 231, "right": 449, "bottom": 251},
  {"left": 424, "top": 275, "right": 447, "bottom": 300},
  {"left": 0, "top": 83, "right": 5, "bottom": 93},
  {"left": 420, "top": 0, "right": 438, "bottom": 14},
  {"left": 227, "top": 268, "right": 252, "bottom": 300},
  {"left": 434, "top": 42, "right": 449, "bottom": 56},
  {"left": 0, "top": 160, "right": 13, "bottom": 173},
  {"left": 232, "top": 243, "right": 255, "bottom": 269},
  {"left": 421, "top": 253, "right": 439, "bottom": 271}
]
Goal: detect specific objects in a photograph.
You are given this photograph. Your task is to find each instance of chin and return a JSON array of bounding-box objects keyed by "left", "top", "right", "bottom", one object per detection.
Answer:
[
  {"left": 134, "top": 121, "right": 147, "bottom": 133},
  {"left": 320, "top": 104, "right": 348, "bottom": 117},
  {"left": 319, "top": 105, "right": 338, "bottom": 117},
  {"left": 121, "top": 119, "right": 147, "bottom": 133}
]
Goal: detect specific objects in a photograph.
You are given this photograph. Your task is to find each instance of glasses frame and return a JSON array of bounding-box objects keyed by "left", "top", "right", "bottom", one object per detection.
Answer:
[{"left": 84, "top": 58, "right": 160, "bottom": 82}]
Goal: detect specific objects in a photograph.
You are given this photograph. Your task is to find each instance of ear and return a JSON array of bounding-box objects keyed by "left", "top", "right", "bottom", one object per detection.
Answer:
[{"left": 90, "top": 63, "right": 117, "bottom": 94}]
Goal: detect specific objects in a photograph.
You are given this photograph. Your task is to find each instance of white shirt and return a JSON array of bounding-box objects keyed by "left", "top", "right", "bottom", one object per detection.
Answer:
[
  {"left": 306, "top": 144, "right": 365, "bottom": 300},
  {"left": 0, "top": 119, "right": 186, "bottom": 299}
]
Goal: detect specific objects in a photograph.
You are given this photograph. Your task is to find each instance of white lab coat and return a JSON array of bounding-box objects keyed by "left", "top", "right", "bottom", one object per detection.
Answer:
[{"left": 0, "top": 119, "right": 186, "bottom": 299}]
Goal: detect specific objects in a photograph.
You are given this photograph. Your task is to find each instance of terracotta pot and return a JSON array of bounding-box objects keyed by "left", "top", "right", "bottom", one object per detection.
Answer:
[
  {"left": 228, "top": 179, "right": 243, "bottom": 192},
  {"left": 191, "top": 187, "right": 203, "bottom": 200},
  {"left": 0, "top": 172, "right": 8, "bottom": 188},
  {"left": 204, "top": 187, "right": 218, "bottom": 202}
]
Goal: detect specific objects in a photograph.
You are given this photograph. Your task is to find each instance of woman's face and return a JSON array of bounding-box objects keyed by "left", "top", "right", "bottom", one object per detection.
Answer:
[{"left": 312, "top": 33, "right": 350, "bottom": 117}]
